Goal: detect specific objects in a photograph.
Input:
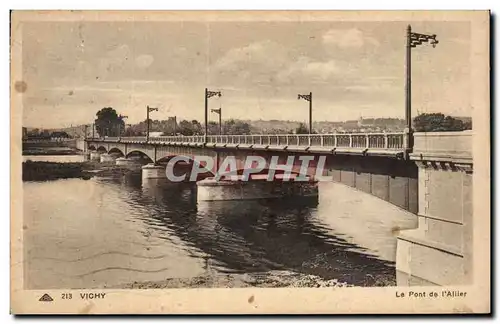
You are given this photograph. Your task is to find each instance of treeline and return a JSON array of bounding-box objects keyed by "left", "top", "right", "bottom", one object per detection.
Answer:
[
  {"left": 123, "top": 119, "right": 252, "bottom": 136},
  {"left": 89, "top": 107, "right": 473, "bottom": 137},
  {"left": 92, "top": 107, "right": 254, "bottom": 136},
  {"left": 24, "top": 128, "right": 71, "bottom": 139},
  {"left": 413, "top": 113, "right": 472, "bottom": 132}
]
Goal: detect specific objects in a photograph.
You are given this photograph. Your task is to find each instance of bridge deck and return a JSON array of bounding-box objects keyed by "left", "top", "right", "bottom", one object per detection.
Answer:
[{"left": 87, "top": 132, "right": 407, "bottom": 157}]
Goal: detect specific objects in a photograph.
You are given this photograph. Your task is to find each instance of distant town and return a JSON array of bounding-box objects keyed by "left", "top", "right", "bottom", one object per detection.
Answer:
[{"left": 22, "top": 115, "right": 472, "bottom": 140}]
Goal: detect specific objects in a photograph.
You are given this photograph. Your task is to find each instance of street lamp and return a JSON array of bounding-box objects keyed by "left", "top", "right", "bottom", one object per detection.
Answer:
[
  {"left": 146, "top": 106, "right": 158, "bottom": 142},
  {"left": 211, "top": 107, "right": 222, "bottom": 135},
  {"left": 298, "top": 92, "right": 313, "bottom": 134},
  {"left": 405, "top": 25, "right": 438, "bottom": 150},
  {"left": 205, "top": 88, "right": 221, "bottom": 142}
]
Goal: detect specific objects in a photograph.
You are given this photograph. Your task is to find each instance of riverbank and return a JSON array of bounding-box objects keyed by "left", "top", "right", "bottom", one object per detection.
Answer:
[
  {"left": 110, "top": 270, "right": 355, "bottom": 289},
  {"left": 22, "top": 160, "right": 134, "bottom": 181},
  {"left": 23, "top": 148, "right": 82, "bottom": 156},
  {"left": 22, "top": 142, "right": 82, "bottom": 156}
]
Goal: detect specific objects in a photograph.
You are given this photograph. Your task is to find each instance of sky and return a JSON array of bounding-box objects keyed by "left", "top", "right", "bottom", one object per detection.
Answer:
[{"left": 20, "top": 19, "right": 471, "bottom": 128}]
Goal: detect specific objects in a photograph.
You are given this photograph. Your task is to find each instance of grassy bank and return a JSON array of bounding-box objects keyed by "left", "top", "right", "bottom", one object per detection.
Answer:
[
  {"left": 22, "top": 141, "right": 81, "bottom": 156},
  {"left": 22, "top": 161, "right": 92, "bottom": 181},
  {"left": 23, "top": 148, "right": 82, "bottom": 156},
  {"left": 22, "top": 161, "right": 133, "bottom": 181}
]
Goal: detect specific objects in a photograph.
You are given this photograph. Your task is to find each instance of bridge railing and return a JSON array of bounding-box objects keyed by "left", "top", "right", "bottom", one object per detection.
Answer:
[{"left": 87, "top": 132, "right": 406, "bottom": 150}]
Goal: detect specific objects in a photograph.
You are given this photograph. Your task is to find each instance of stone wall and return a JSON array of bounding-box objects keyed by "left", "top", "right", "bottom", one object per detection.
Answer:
[{"left": 397, "top": 131, "right": 473, "bottom": 286}]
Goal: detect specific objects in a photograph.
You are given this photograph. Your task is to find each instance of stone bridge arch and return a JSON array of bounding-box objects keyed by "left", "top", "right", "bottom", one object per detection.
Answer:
[
  {"left": 125, "top": 149, "right": 154, "bottom": 163},
  {"left": 86, "top": 139, "right": 418, "bottom": 213},
  {"left": 108, "top": 147, "right": 125, "bottom": 157},
  {"left": 96, "top": 146, "right": 108, "bottom": 153}
]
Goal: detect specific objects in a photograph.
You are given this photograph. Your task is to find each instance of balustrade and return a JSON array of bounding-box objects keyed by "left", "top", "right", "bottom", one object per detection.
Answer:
[{"left": 88, "top": 132, "right": 406, "bottom": 150}]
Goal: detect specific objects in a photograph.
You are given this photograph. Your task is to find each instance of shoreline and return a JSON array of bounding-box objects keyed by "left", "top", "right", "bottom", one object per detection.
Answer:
[
  {"left": 107, "top": 270, "right": 356, "bottom": 289},
  {"left": 22, "top": 160, "right": 134, "bottom": 181},
  {"left": 22, "top": 144, "right": 82, "bottom": 156},
  {"left": 23, "top": 150, "right": 84, "bottom": 156}
]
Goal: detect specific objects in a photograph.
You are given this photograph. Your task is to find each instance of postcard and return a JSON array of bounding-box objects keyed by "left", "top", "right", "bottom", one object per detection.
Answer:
[{"left": 11, "top": 10, "right": 490, "bottom": 314}]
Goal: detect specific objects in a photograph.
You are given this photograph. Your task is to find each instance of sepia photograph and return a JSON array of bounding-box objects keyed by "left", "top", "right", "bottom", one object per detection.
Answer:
[{"left": 10, "top": 10, "right": 490, "bottom": 314}]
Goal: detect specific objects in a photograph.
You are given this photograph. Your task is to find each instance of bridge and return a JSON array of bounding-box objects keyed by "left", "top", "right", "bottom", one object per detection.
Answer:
[{"left": 86, "top": 130, "right": 473, "bottom": 287}]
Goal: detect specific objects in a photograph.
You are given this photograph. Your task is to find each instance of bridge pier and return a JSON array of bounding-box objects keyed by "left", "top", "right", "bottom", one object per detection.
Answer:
[
  {"left": 142, "top": 163, "right": 167, "bottom": 179},
  {"left": 116, "top": 157, "right": 142, "bottom": 168},
  {"left": 396, "top": 132, "right": 473, "bottom": 286},
  {"left": 99, "top": 153, "right": 116, "bottom": 163},
  {"left": 89, "top": 151, "right": 101, "bottom": 161},
  {"left": 197, "top": 178, "right": 318, "bottom": 202}
]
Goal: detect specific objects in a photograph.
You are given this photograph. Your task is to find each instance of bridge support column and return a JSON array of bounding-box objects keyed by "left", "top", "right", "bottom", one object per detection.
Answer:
[
  {"left": 142, "top": 163, "right": 167, "bottom": 179},
  {"left": 116, "top": 157, "right": 141, "bottom": 168},
  {"left": 197, "top": 179, "right": 318, "bottom": 202},
  {"left": 396, "top": 161, "right": 473, "bottom": 286},
  {"left": 89, "top": 151, "right": 101, "bottom": 161},
  {"left": 99, "top": 153, "right": 116, "bottom": 163}
]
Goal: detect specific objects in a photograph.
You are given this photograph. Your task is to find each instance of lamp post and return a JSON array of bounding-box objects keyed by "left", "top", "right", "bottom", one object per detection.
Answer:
[
  {"left": 298, "top": 92, "right": 313, "bottom": 134},
  {"left": 211, "top": 107, "right": 222, "bottom": 135},
  {"left": 146, "top": 106, "right": 158, "bottom": 142},
  {"left": 405, "top": 24, "right": 438, "bottom": 151},
  {"left": 205, "top": 88, "right": 222, "bottom": 142},
  {"left": 92, "top": 123, "right": 95, "bottom": 139}
]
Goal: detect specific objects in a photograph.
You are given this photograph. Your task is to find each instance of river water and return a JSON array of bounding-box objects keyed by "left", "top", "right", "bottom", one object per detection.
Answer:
[
  {"left": 23, "top": 155, "right": 86, "bottom": 163},
  {"left": 23, "top": 156, "right": 418, "bottom": 289}
]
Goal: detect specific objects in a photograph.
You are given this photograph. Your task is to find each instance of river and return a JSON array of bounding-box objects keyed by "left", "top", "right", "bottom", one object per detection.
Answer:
[
  {"left": 23, "top": 155, "right": 86, "bottom": 163},
  {"left": 23, "top": 155, "right": 418, "bottom": 289}
]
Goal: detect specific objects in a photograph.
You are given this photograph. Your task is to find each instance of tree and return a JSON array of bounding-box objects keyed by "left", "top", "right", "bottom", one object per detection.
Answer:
[
  {"left": 295, "top": 123, "right": 309, "bottom": 134},
  {"left": 413, "top": 113, "right": 470, "bottom": 132},
  {"left": 463, "top": 120, "right": 472, "bottom": 130},
  {"left": 207, "top": 121, "right": 220, "bottom": 135},
  {"left": 223, "top": 119, "right": 251, "bottom": 135},
  {"left": 159, "top": 117, "right": 178, "bottom": 135},
  {"left": 40, "top": 129, "right": 51, "bottom": 139},
  {"left": 191, "top": 120, "right": 203, "bottom": 135},
  {"left": 27, "top": 128, "right": 40, "bottom": 138},
  {"left": 50, "top": 131, "right": 70, "bottom": 138},
  {"left": 178, "top": 120, "right": 194, "bottom": 135},
  {"left": 95, "top": 107, "right": 124, "bottom": 137},
  {"left": 177, "top": 120, "right": 203, "bottom": 136}
]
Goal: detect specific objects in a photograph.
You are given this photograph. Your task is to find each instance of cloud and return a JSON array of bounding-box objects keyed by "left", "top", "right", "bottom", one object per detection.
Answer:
[
  {"left": 278, "top": 57, "right": 339, "bottom": 83},
  {"left": 214, "top": 41, "right": 343, "bottom": 86},
  {"left": 98, "top": 44, "right": 131, "bottom": 73},
  {"left": 97, "top": 47, "right": 156, "bottom": 80},
  {"left": 215, "top": 41, "right": 289, "bottom": 70},
  {"left": 322, "top": 28, "right": 379, "bottom": 48},
  {"left": 213, "top": 41, "right": 291, "bottom": 84}
]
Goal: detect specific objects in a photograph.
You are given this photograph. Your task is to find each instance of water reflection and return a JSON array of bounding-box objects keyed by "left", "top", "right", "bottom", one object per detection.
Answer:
[{"left": 116, "top": 174, "right": 398, "bottom": 285}]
